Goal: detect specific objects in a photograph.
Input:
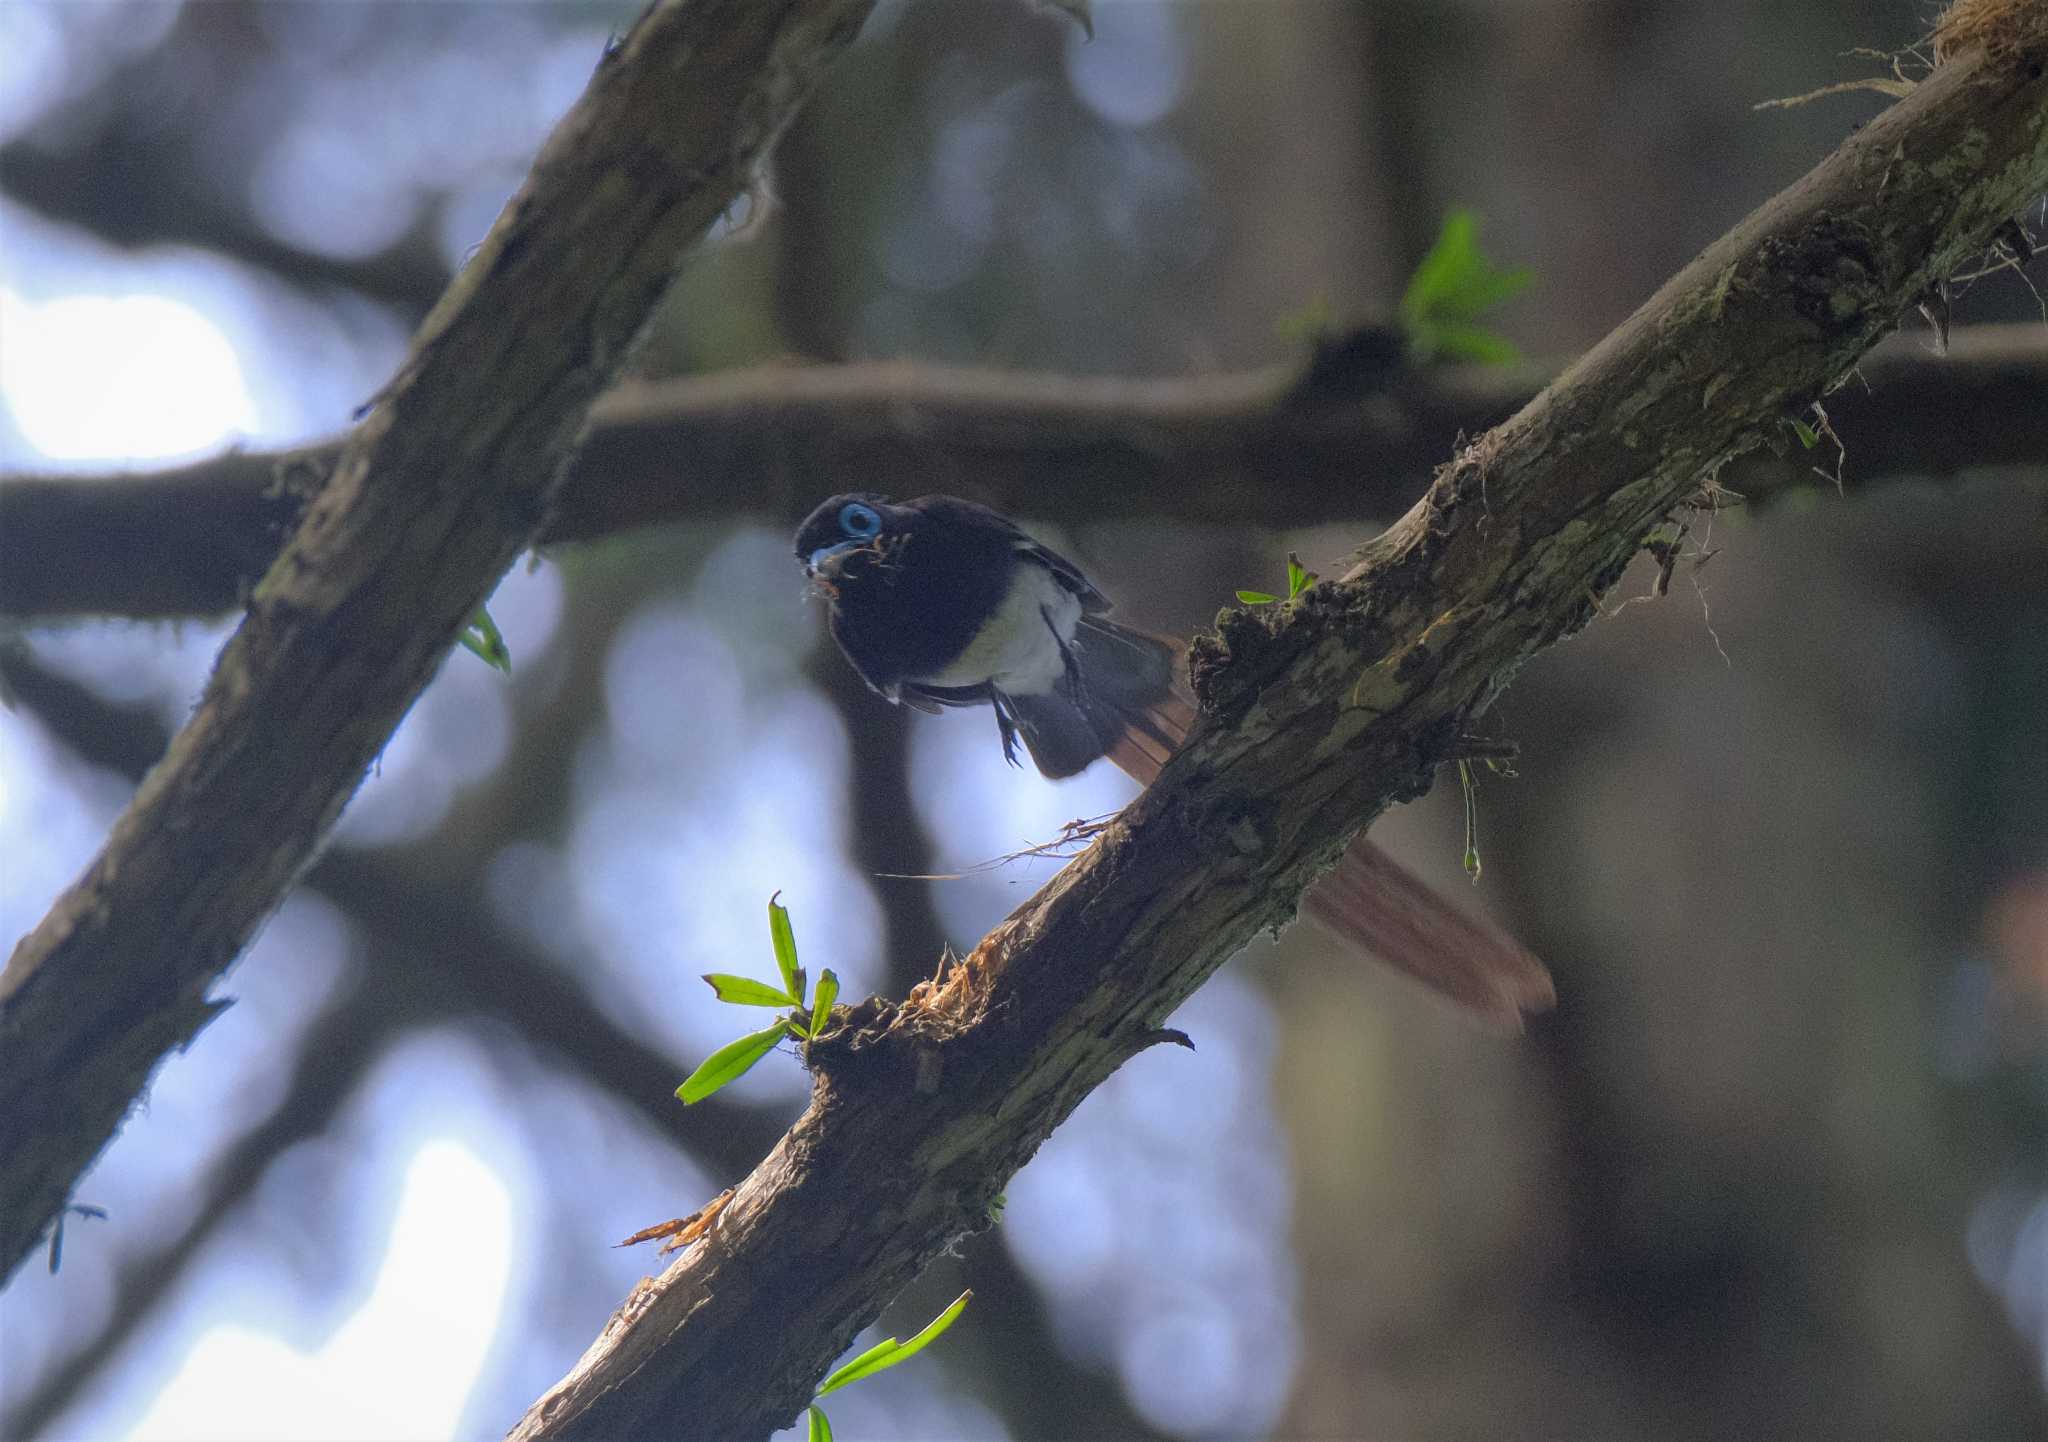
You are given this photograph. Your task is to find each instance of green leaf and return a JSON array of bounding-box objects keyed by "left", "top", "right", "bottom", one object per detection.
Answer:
[
  {"left": 768, "top": 892, "right": 802, "bottom": 1003},
  {"left": 1400, "top": 209, "right": 1532, "bottom": 326},
  {"left": 1235, "top": 590, "right": 1277, "bottom": 605},
  {"left": 1285, "top": 554, "right": 1317, "bottom": 600},
  {"left": 701, "top": 973, "right": 797, "bottom": 1008},
  {"left": 1401, "top": 210, "right": 1477, "bottom": 324},
  {"left": 807, "top": 1405, "right": 834, "bottom": 1442},
  {"left": 458, "top": 603, "right": 511, "bottom": 673},
  {"left": 1399, "top": 210, "right": 1531, "bottom": 368},
  {"left": 809, "top": 968, "right": 840, "bottom": 1039},
  {"left": 1439, "top": 262, "right": 1534, "bottom": 321},
  {"left": 1790, "top": 417, "right": 1821, "bottom": 449},
  {"left": 1427, "top": 323, "right": 1523, "bottom": 366},
  {"left": 674, "top": 1023, "right": 787, "bottom": 1104},
  {"left": 816, "top": 1290, "right": 972, "bottom": 1397}
]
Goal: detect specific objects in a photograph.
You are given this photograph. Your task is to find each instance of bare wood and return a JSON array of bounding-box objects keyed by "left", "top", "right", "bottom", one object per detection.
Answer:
[
  {"left": 0, "top": 0, "right": 880, "bottom": 1286},
  {"left": 4, "top": 321, "right": 2043, "bottom": 622},
  {"left": 507, "top": 32, "right": 2048, "bottom": 1442}
]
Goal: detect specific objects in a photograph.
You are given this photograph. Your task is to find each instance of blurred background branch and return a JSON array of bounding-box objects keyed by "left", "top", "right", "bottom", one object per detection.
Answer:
[
  {"left": 507, "top": 32, "right": 2048, "bottom": 1435},
  {"left": 0, "top": 643, "right": 1155, "bottom": 1442},
  {"left": 0, "top": 0, "right": 881, "bottom": 1289},
  {"left": 4, "top": 323, "right": 2045, "bottom": 622},
  {"left": 3, "top": 1, "right": 2044, "bottom": 1438}
]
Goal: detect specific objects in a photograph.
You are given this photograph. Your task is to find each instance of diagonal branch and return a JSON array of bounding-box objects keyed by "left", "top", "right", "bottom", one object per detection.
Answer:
[
  {"left": 4, "top": 322, "right": 2043, "bottom": 622},
  {"left": 0, "top": 0, "right": 881, "bottom": 1288},
  {"left": 0, "top": 644, "right": 801, "bottom": 1436},
  {"left": 506, "top": 31, "right": 2048, "bottom": 1442},
  {"left": 0, "top": 643, "right": 1154, "bottom": 1442}
]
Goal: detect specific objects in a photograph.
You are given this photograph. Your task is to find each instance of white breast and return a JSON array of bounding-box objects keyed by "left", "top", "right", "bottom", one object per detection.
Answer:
[{"left": 921, "top": 561, "right": 1081, "bottom": 694}]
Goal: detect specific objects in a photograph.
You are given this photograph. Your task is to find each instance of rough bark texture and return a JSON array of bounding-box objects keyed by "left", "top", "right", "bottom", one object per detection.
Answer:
[
  {"left": 0, "top": 0, "right": 880, "bottom": 1287},
  {"left": 5, "top": 322, "right": 2043, "bottom": 622},
  {"left": 506, "top": 36, "right": 2048, "bottom": 1442}
]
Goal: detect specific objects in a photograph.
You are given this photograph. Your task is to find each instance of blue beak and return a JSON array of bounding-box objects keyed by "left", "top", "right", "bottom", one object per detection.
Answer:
[{"left": 807, "top": 539, "right": 863, "bottom": 573}]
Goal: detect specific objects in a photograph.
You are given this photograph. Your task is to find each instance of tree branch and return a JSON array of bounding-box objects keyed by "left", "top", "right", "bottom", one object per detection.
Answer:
[
  {"left": 0, "top": 153, "right": 451, "bottom": 319},
  {"left": 5, "top": 321, "right": 2044, "bottom": 622},
  {"left": 0, "top": 0, "right": 880, "bottom": 1287},
  {"left": 0, "top": 641, "right": 1150, "bottom": 1442},
  {"left": 0, "top": 638, "right": 813, "bottom": 1434},
  {"left": 503, "top": 34, "right": 2048, "bottom": 1441}
]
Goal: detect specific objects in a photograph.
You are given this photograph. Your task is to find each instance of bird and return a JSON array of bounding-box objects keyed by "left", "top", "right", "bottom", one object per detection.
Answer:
[{"left": 795, "top": 492, "right": 1554, "bottom": 1028}]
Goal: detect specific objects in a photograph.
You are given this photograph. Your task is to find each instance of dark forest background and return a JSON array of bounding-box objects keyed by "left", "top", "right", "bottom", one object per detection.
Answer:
[{"left": 1, "top": 2, "right": 2044, "bottom": 1437}]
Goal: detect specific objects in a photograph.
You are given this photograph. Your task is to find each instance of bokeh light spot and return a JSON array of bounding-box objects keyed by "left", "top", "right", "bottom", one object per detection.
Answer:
[{"left": 0, "top": 288, "right": 257, "bottom": 462}]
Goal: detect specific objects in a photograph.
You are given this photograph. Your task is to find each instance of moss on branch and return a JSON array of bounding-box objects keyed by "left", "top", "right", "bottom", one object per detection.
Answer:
[{"left": 507, "top": 27, "right": 2048, "bottom": 1442}]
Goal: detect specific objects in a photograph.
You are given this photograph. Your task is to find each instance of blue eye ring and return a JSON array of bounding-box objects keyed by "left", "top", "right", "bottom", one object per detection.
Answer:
[{"left": 839, "top": 501, "right": 881, "bottom": 539}]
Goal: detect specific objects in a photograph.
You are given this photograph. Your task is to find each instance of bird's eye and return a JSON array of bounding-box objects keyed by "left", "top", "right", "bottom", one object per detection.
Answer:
[{"left": 838, "top": 501, "right": 881, "bottom": 539}]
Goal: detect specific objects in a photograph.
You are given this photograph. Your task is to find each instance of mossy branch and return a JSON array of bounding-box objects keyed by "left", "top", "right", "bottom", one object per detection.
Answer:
[{"left": 507, "top": 29, "right": 2048, "bottom": 1442}]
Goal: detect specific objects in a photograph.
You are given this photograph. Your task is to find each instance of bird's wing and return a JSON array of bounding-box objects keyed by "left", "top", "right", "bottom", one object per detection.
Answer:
[
  {"left": 908, "top": 494, "right": 1111, "bottom": 613},
  {"left": 1013, "top": 538, "right": 1111, "bottom": 613}
]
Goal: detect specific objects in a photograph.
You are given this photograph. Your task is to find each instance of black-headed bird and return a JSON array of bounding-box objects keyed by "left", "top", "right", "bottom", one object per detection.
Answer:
[{"left": 796, "top": 492, "right": 1553, "bottom": 1027}]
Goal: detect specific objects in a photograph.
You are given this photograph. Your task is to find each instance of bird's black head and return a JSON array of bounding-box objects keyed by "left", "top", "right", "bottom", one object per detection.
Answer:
[{"left": 794, "top": 492, "right": 905, "bottom": 583}]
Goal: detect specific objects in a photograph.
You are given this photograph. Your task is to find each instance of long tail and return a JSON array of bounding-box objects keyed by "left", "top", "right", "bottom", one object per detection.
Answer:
[
  {"left": 1002, "top": 615, "right": 1184, "bottom": 779},
  {"left": 1082, "top": 623, "right": 1554, "bottom": 1030}
]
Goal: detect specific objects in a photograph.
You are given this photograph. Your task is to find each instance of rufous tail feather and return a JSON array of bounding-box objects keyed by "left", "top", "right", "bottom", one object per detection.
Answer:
[{"left": 1106, "top": 665, "right": 1553, "bottom": 1029}]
